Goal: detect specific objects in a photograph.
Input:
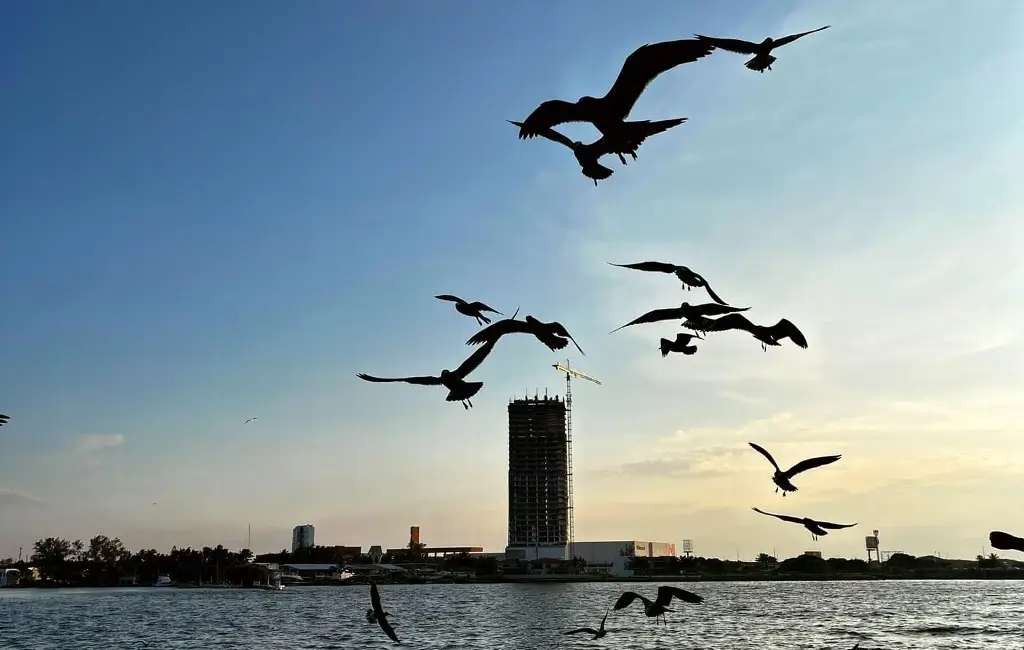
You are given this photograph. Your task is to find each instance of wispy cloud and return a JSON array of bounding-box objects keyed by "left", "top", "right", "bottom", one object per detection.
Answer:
[
  {"left": 73, "top": 434, "right": 125, "bottom": 455},
  {"left": 0, "top": 489, "right": 47, "bottom": 509}
]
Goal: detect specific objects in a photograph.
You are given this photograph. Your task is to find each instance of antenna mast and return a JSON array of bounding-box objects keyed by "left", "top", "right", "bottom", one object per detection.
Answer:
[{"left": 553, "top": 360, "right": 601, "bottom": 572}]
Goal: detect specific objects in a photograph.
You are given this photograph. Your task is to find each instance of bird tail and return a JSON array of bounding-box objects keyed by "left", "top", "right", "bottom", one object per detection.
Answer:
[
  {"left": 746, "top": 54, "right": 776, "bottom": 71},
  {"left": 659, "top": 338, "right": 672, "bottom": 358},
  {"left": 581, "top": 162, "right": 613, "bottom": 183},
  {"left": 682, "top": 345, "right": 697, "bottom": 355},
  {"left": 446, "top": 382, "right": 483, "bottom": 402}
]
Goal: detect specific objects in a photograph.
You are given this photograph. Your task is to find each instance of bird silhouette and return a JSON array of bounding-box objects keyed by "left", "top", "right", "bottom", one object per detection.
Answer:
[
  {"left": 686, "top": 313, "right": 808, "bottom": 351},
  {"left": 435, "top": 294, "right": 503, "bottom": 326},
  {"left": 368, "top": 581, "right": 400, "bottom": 643},
  {"left": 748, "top": 442, "right": 841, "bottom": 496},
  {"left": 989, "top": 531, "right": 1024, "bottom": 553},
  {"left": 564, "top": 610, "right": 609, "bottom": 639},
  {"left": 468, "top": 308, "right": 585, "bottom": 355},
  {"left": 508, "top": 118, "right": 686, "bottom": 185},
  {"left": 0, "top": 414, "right": 9, "bottom": 427},
  {"left": 660, "top": 332, "right": 702, "bottom": 357},
  {"left": 517, "top": 39, "right": 713, "bottom": 143},
  {"left": 752, "top": 507, "right": 856, "bottom": 542},
  {"left": 611, "top": 302, "right": 748, "bottom": 334},
  {"left": 244, "top": 417, "right": 258, "bottom": 424},
  {"left": 356, "top": 338, "right": 499, "bottom": 409},
  {"left": 609, "top": 260, "right": 730, "bottom": 305},
  {"left": 695, "top": 26, "right": 831, "bottom": 73},
  {"left": 613, "top": 585, "right": 703, "bottom": 625}
]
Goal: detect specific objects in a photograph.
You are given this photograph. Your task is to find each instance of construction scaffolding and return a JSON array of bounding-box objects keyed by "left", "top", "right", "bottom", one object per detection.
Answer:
[{"left": 507, "top": 395, "right": 568, "bottom": 555}]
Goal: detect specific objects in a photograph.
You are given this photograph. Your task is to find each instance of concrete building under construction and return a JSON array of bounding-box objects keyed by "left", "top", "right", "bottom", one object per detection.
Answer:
[{"left": 505, "top": 394, "right": 569, "bottom": 560}]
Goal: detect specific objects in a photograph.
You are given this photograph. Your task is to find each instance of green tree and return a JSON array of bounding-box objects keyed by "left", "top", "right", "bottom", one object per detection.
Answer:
[{"left": 756, "top": 553, "right": 777, "bottom": 567}]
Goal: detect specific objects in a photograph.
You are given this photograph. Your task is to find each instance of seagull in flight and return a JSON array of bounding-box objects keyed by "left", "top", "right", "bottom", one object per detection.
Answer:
[
  {"left": 0, "top": 414, "right": 9, "bottom": 427},
  {"left": 660, "top": 332, "right": 702, "bottom": 357},
  {"left": 244, "top": 417, "right": 258, "bottom": 424},
  {"left": 695, "top": 26, "right": 831, "bottom": 73},
  {"left": 609, "top": 260, "right": 731, "bottom": 305},
  {"left": 748, "top": 442, "right": 841, "bottom": 496},
  {"left": 564, "top": 610, "right": 609, "bottom": 639},
  {"left": 613, "top": 585, "right": 703, "bottom": 625},
  {"left": 611, "top": 302, "right": 748, "bottom": 334},
  {"left": 468, "top": 308, "right": 585, "bottom": 355},
  {"left": 685, "top": 313, "right": 808, "bottom": 351},
  {"left": 357, "top": 338, "right": 500, "bottom": 409},
  {"left": 752, "top": 507, "right": 857, "bottom": 542},
  {"left": 434, "top": 294, "right": 503, "bottom": 326},
  {"left": 368, "top": 581, "right": 400, "bottom": 643}
]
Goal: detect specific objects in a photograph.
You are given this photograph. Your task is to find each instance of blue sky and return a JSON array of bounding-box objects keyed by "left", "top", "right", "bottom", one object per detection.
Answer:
[{"left": 2, "top": 0, "right": 1022, "bottom": 561}]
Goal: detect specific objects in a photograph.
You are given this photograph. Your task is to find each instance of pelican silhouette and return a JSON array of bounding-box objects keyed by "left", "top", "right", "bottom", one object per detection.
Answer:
[
  {"left": 752, "top": 507, "right": 857, "bottom": 542},
  {"left": 517, "top": 39, "right": 713, "bottom": 142},
  {"left": 508, "top": 118, "right": 686, "bottom": 185},
  {"left": 748, "top": 442, "right": 841, "bottom": 496},
  {"left": 356, "top": 338, "right": 499, "bottom": 409},
  {"left": 0, "top": 414, "right": 9, "bottom": 427},
  {"left": 613, "top": 585, "right": 703, "bottom": 625},
  {"left": 468, "top": 308, "right": 585, "bottom": 355},
  {"left": 695, "top": 26, "right": 831, "bottom": 73},
  {"left": 368, "top": 581, "right": 400, "bottom": 643},
  {"left": 564, "top": 610, "right": 609, "bottom": 639},
  {"left": 660, "top": 332, "right": 702, "bottom": 357},
  {"left": 609, "top": 260, "right": 730, "bottom": 305},
  {"left": 989, "top": 531, "right": 1024, "bottom": 553},
  {"left": 611, "top": 302, "right": 748, "bottom": 334},
  {"left": 686, "top": 313, "right": 807, "bottom": 351},
  {"left": 435, "top": 294, "right": 503, "bottom": 326}
]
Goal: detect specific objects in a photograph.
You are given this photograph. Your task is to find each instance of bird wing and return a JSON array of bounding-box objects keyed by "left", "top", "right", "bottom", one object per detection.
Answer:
[
  {"left": 0, "top": 414, "right": 9, "bottom": 426},
  {"left": 702, "top": 312, "right": 757, "bottom": 333},
  {"left": 693, "top": 34, "right": 760, "bottom": 55},
  {"left": 812, "top": 519, "right": 857, "bottom": 530},
  {"left": 599, "top": 610, "right": 608, "bottom": 630},
  {"left": 771, "top": 318, "right": 808, "bottom": 348},
  {"left": 656, "top": 585, "right": 704, "bottom": 607},
  {"left": 377, "top": 615, "right": 400, "bottom": 643},
  {"left": 691, "top": 303, "right": 750, "bottom": 318},
  {"left": 692, "top": 274, "right": 729, "bottom": 306},
  {"left": 550, "top": 322, "right": 586, "bottom": 356},
  {"left": 612, "top": 591, "right": 648, "bottom": 610},
  {"left": 434, "top": 294, "right": 465, "bottom": 304},
  {"left": 772, "top": 25, "right": 831, "bottom": 48},
  {"left": 591, "top": 118, "right": 688, "bottom": 157},
  {"left": 601, "top": 39, "right": 715, "bottom": 120},
  {"left": 784, "top": 454, "right": 842, "bottom": 478},
  {"left": 508, "top": 119, "right": 576, "bottom": 150},
  {"left": 517, "top": 101, "right": 594, "bottom": 137},
  {"left": 989, "top": 530, "right": 1024, "bottom": 552},
  {"left": 357, "top": 373, "right": 442, "bottom": 386},
  {"left": 748, "top": 442, "right": 782, "bottom": 472},
  {"left": 370, "top": 582, "right": 384, "bottom": 614},
  {"left": 564, "top": 628, "right": 598, "bottom": 636},
  {"left": 453, "top": 338, "right": 499, "bottom": 380},
  {"left": 610, "top": 307, "right": 685, "bottom": 333},
  {"left": 608, "top": 260, "right": 679, "bottom": 274},
  {"left": 468, "top": 301, "right": 502, "bottom": 315},
  {"left": 466, "top": 318, "right": 532, "bottom": 346},
  {"left": 752, "top": 507, "right": 804, "bottom": 525}
]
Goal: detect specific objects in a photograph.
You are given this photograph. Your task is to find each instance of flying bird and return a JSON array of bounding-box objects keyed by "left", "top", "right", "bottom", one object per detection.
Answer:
[
  {"left": 609, "top": 261, "right": 730, "bottom": 305},
  {"left": 356, "top": 338, "right": 499, "bottom": 409},
  {"left": 748, "top": 442, "right": 841, "bottom": 496},
  {"left": 611, "top": 302, "right": 748, "bottom": 334},
  {"left": 517, "top": 38, "right": 714, "bottom": 144},
  {"left": 660, "top": 332, "right": 702, "bottom": 357},
  {"left": 752, "top": 507, "right": 857, "bottom": 542},
  {"left": 0, "top": 414, "right": 9, "bottom": 427},
  {"left": 435, "top": 294, "right": 503, "bottom": 326},
  {"left": 368, "top": 581, "right": 400, "bottom": 643},
  {"left": 613, "top": 585, "right": 703, "bottom": 625},
  {"left": 508, "top": 118, "right": 686, "bottom": 185},
  {"left": 989, "top": 531, "right": 1024, "bottom": 553},
  {"left": 468, "top": 308, "right": 585, "bottom": 355},
  {"left": 686, "top": 313, "right": 807, "bottom": 351},
  {"left": 244, "top": 417, "right": 258, "bottom": 424},
  {"left": 564, "top": 610, "right": 609, "bottom": 639},
  {"left": 695, "top": 26, "right": 831, "bottom": 73}
]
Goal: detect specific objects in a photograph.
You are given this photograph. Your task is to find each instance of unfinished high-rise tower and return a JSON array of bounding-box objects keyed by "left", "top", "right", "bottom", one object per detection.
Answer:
[{"left": 505, "top": 394, "right": 568, "bottom": 560}]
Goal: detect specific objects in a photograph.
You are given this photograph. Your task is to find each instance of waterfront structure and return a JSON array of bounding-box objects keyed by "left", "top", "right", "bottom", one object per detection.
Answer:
[
  {"left": 572, "top": 540, "right": 677, "bottom": 569},
  {"left": 505, "top": 395, "right": 569, "bottom": 560},
  {"left": 291, "top": 524, "right": 315, "bottom": 553}
]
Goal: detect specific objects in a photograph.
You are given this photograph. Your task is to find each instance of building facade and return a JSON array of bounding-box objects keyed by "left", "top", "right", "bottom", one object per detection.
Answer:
[
  {"left": 291, "top": 524, "right": 315, "bottom": 552},
  {"left": 572, "top": 540, "right": 678, "bottom": 569},
  {"left": 505, "top": 395, "right": 569, "bottom": 560}
]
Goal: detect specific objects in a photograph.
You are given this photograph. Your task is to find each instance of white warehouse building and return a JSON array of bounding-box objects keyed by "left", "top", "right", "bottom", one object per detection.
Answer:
[{"left": 573, "top": 540, "right": 676, "bottom": 576}]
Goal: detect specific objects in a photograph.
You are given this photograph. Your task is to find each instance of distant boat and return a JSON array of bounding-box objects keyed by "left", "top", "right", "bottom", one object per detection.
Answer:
[{"left": 153, "top": 575, "right": 174, "bottom": 587}]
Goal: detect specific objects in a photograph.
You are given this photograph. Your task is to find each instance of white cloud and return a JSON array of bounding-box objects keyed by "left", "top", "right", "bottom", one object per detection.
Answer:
[
  {"left": 73, "top": 434, "right": 125, "bottom": 454},
  {"left": 0, "top": 489, "right": 47, "bottom": 509}
]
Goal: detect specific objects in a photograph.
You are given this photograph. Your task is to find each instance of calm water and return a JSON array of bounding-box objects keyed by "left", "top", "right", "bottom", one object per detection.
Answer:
[{"left": 1, "top": 580, "right": 1022, "bottom": 649}]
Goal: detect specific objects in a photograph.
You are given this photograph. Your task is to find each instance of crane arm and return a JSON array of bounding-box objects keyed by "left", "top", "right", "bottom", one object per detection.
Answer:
[{"left": 553, "top": 363, "right": 602, "bottom": 385}]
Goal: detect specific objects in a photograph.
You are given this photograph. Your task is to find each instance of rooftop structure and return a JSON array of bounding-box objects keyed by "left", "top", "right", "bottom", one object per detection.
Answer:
[{"left": 291, "top": 524, "right": 314, "bottom": 553}]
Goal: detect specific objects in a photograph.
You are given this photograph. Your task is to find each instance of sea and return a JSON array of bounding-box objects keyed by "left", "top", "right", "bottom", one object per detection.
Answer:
[{"left": 1, "top": 580, "right": 1021, "bottom": 649}]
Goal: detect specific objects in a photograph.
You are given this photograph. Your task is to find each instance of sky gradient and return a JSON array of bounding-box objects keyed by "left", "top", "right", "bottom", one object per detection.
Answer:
[{"left": 2, "top": 0, "right": 1022, "bottom": 561}]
